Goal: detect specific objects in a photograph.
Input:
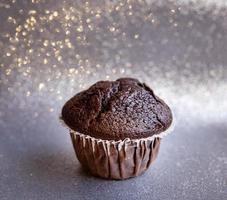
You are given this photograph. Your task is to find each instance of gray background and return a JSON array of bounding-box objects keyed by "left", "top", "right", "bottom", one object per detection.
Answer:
[{"left": 0, "top": 0, "right": 226, "bottom": 199}]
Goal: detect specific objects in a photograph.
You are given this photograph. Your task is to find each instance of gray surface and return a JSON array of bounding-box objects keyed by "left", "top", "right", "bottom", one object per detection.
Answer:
[{"left": 0, "top": 0, "right": 227, "bottom": 200}]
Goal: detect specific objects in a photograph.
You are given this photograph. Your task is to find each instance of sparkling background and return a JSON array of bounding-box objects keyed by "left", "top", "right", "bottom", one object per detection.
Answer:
[{"left": 0, "top": 0, "right": 227, "bottom": 200}]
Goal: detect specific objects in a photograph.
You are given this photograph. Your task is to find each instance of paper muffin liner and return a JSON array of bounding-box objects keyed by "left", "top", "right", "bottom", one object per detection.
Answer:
[{"left": 60, "top": 117, "right": 174, "bottom": 180}]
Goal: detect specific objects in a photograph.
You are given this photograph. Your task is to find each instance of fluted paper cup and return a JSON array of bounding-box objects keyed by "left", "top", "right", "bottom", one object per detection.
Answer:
[{"left": 60, "top": 116, "right": 174, "bottom": 180}]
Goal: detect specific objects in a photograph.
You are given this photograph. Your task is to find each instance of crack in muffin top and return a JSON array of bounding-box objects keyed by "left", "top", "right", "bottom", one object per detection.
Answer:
[{"left": 62, "top": 78, "right": 172, "bottom": 140}]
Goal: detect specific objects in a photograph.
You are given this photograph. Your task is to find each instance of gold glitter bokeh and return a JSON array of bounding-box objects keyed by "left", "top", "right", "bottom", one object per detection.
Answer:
[{"left": 0, "top": 0, "right": 227, "bottom": 122}]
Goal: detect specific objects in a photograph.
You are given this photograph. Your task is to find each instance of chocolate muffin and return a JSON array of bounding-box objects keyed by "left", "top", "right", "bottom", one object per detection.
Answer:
[{"left": 61, "top": 78, "right": 173, "bottom": 179}]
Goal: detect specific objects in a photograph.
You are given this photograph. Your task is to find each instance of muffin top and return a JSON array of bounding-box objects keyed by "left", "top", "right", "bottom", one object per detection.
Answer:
[{"left": 62, "top": 78, "right": 172, "bottom": 140}]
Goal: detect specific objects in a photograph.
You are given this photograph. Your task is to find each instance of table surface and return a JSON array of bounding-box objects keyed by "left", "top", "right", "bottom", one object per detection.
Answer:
[{"left": 0, "top": 1, "right": 227, "bottom": 200}]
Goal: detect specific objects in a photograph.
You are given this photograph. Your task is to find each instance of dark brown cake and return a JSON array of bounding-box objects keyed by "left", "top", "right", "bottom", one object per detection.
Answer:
[
  {"left": 62, "top": 77, "right": 172, "bottom": 140},
  {"left": 61, "top": 78, "right": 173, "bottom": 179}
]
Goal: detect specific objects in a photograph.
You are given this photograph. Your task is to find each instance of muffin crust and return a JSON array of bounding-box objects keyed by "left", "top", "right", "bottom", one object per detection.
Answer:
[{"left": 62, "top": 78, "right": 172, "bottom": 140}]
